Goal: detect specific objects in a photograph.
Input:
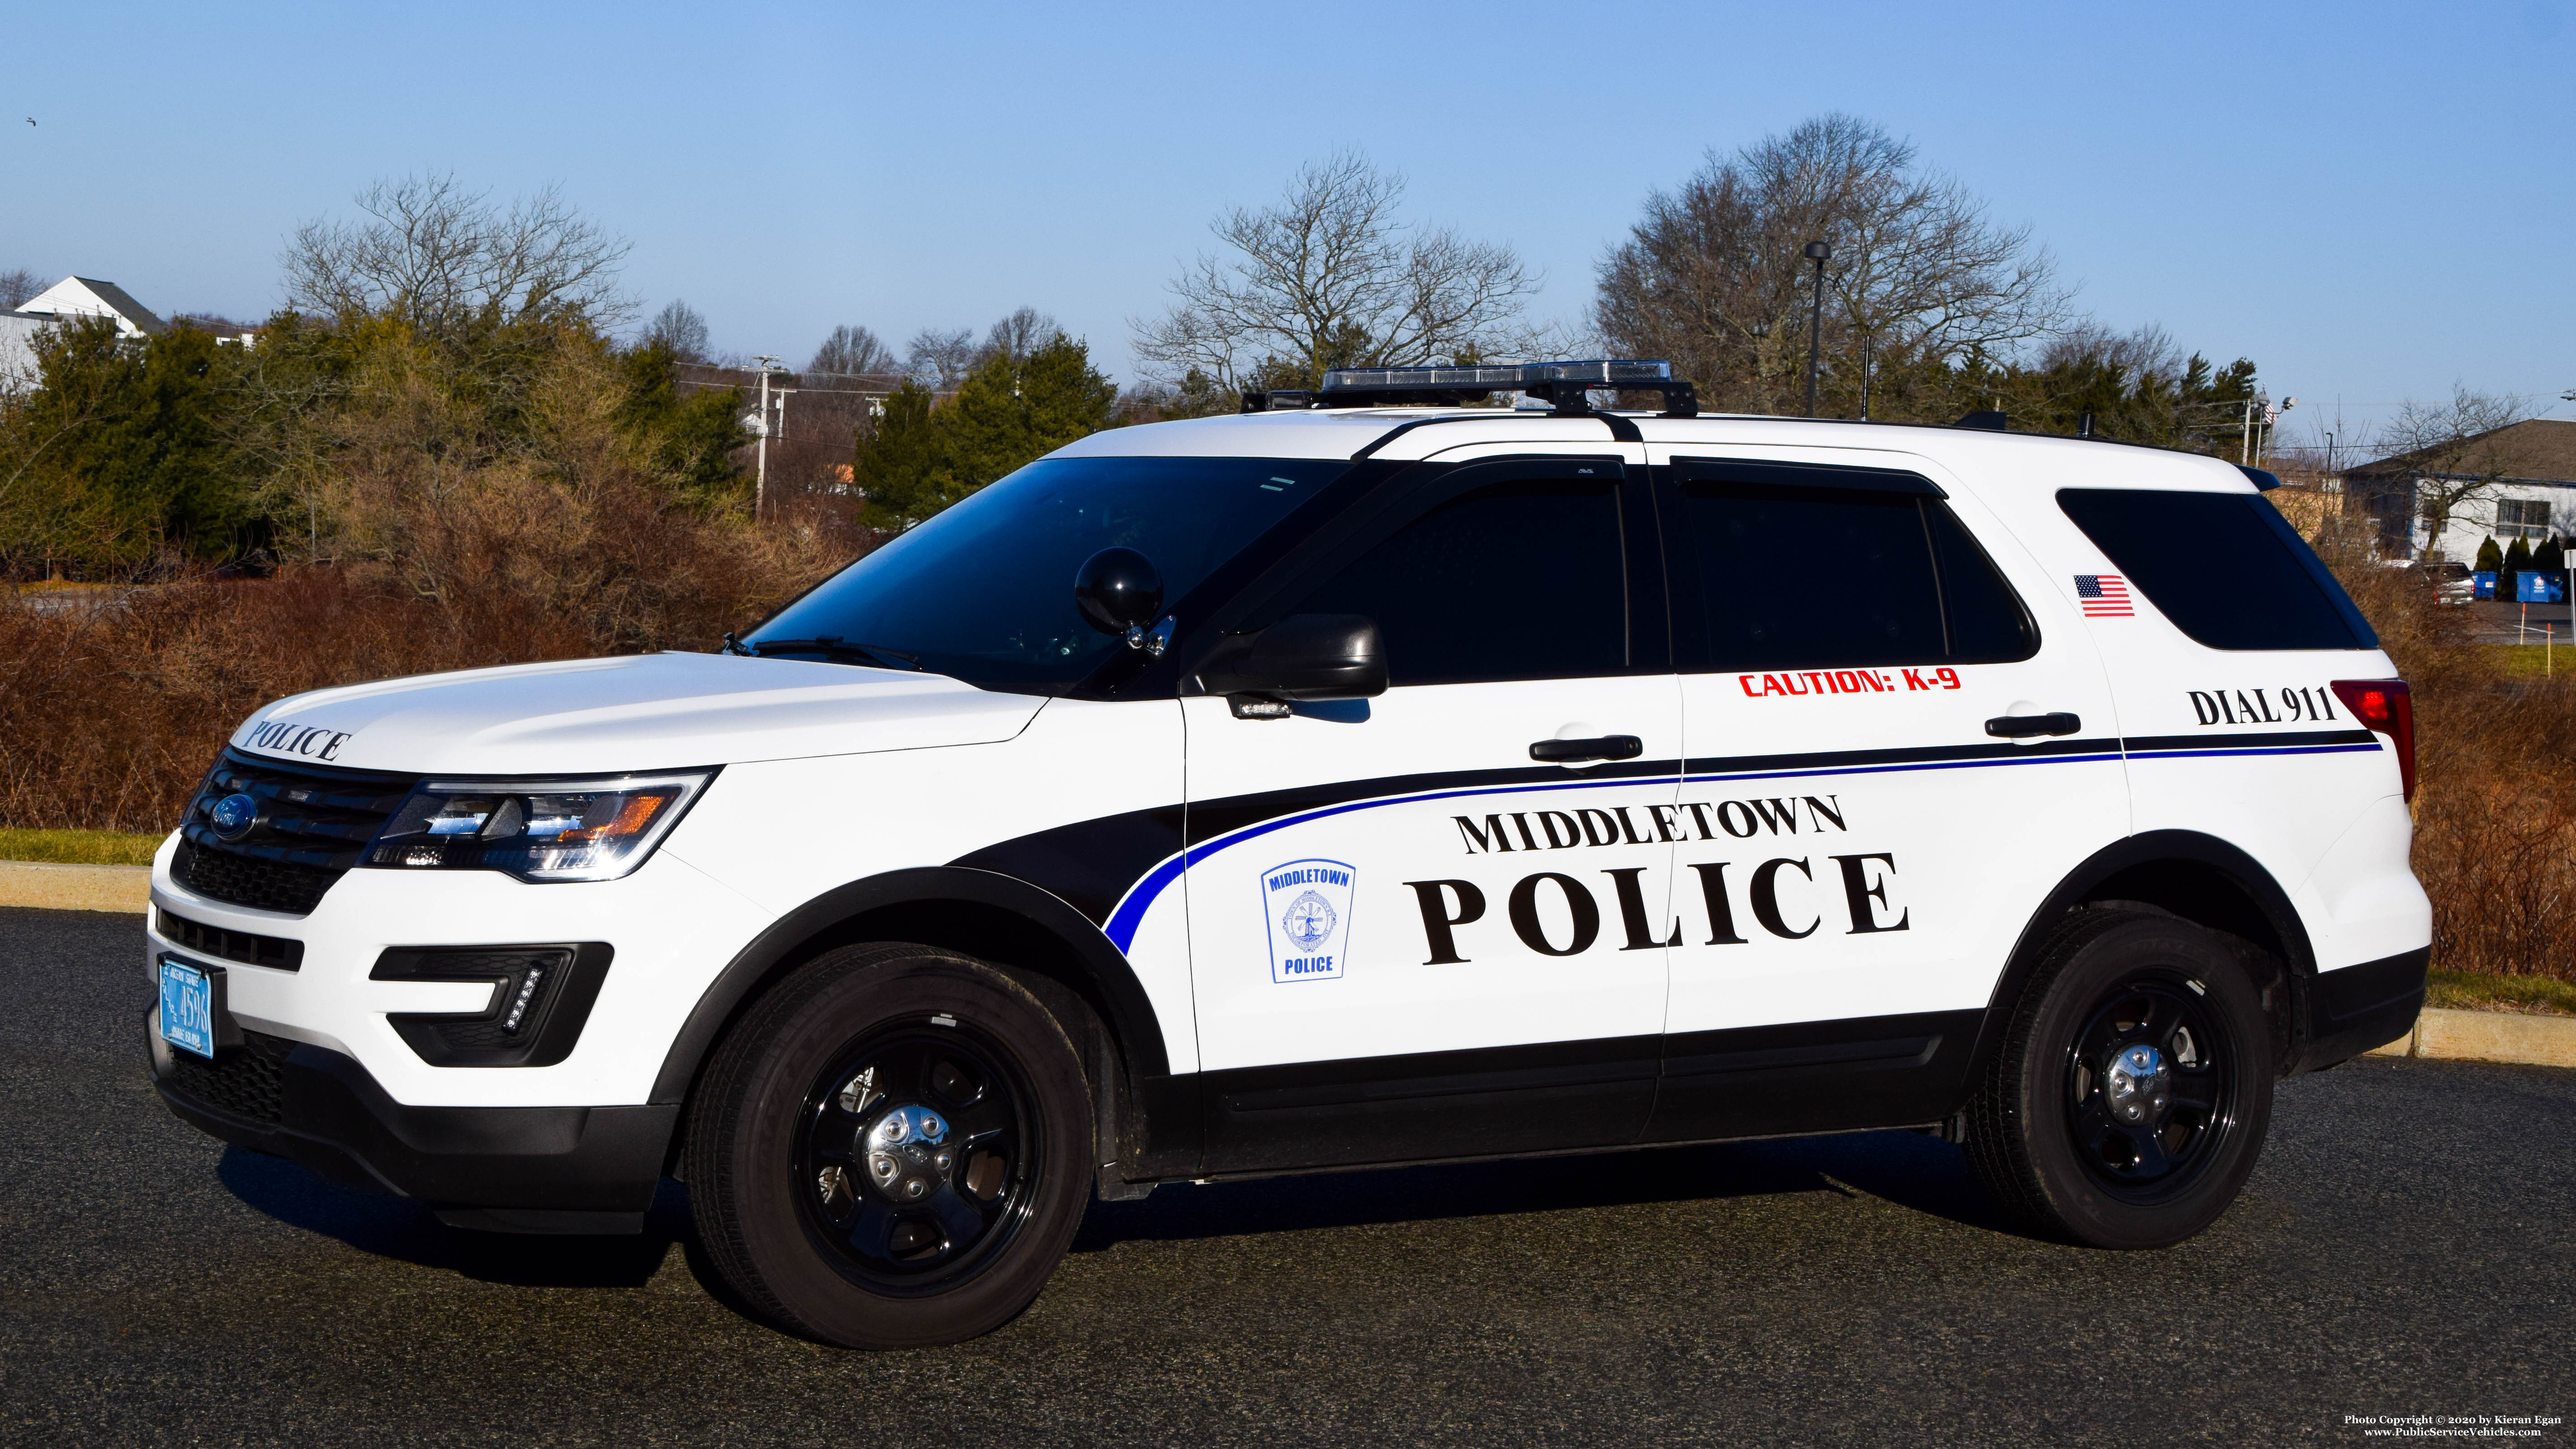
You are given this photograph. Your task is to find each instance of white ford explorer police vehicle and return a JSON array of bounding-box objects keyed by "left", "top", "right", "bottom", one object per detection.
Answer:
[{"left": 146, "top": 360, "right": 2429, "bottom": 1348}]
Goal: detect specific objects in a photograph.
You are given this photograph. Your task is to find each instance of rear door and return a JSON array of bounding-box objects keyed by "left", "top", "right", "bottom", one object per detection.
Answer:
[
  {"left": 1645, "top": 446, "right": 2127, "bottom": 1141},
  {"left": 1176, "top": 445, "right": 1681, "bottom": 1174}
]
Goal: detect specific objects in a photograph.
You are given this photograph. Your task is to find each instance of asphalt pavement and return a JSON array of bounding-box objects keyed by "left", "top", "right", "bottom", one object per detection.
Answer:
[{"left": 4, "top": 905, "right": 2570, "bottom": 1447}]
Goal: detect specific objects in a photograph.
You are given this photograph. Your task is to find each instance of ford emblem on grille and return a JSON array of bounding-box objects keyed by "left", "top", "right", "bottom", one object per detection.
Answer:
[{"left": 209, "top": 792, "right": 260, "bottom": 841}]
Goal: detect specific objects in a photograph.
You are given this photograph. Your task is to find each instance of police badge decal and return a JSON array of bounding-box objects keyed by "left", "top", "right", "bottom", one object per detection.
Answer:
[{"left": 1260, "top": 858, "right": 1356, "bottom": 983}]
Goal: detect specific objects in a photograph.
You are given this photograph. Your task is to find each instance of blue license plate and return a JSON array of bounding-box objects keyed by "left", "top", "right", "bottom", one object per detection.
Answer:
[{"left": 160, "top": 958, "right": 215, "bottom": 1059}]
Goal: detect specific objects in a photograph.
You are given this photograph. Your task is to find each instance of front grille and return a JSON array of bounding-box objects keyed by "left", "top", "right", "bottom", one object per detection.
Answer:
[
  {"left": 172, "top": 750, "right": 418, "bottom": 916},
  {"left": 159, "top": 1028, "right": 298, "bottom": 1125},
  {"left": 174, "top": 841, "right": 345, "bottom": 916},
  {"left": 156, "top": 906, "right": 303, "bottom": 971}
]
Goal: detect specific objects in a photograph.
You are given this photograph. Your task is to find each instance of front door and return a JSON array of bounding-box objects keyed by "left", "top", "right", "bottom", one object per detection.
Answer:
[
  {"left": 1178, "top": 448, "right": 1681, "bottom": 1173},
  {"left": 1643, "top": 446, "right": 2127, "bottom": 1141}
]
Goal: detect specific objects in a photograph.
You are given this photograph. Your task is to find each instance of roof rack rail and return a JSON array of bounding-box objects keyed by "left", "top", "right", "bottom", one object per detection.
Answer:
[{"left": 1239, "top": 360, "right": 1700, "bottom": 418}]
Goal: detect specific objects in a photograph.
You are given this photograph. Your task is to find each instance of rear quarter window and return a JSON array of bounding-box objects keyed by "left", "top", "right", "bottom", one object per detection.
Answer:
[{"left": 2056, "top": 488, "right": 2377, "bottom": 651}]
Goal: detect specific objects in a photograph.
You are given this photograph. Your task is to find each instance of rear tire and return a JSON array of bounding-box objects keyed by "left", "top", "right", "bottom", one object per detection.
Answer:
[
  {"left": 683, "top": 943, "right": 1091, "bottom": 1347},
  {"left": 1965, "top": 908, "right": 2274, "bottom": 1249}
]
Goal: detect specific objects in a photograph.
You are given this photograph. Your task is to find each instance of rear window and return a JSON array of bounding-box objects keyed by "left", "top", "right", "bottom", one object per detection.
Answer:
[{"left": 2056, "top": 489, "right": 2377, "bottom": 651}]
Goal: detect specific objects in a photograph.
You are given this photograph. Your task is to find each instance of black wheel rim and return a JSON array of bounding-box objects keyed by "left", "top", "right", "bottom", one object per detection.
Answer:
[
  {"left": 2062, "top": 972, "right": 2240, "bottom": 1203},
  {"left": 792, "top": 1022, "right": 1039, "bottom": 1294}
]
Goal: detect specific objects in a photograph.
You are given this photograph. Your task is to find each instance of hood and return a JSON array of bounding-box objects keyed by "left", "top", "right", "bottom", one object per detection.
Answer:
[{"left": 227, "top": 652, "right": 1046, "bottom": 776}]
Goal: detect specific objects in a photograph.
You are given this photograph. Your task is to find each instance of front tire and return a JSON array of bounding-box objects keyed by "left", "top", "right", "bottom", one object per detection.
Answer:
[
  {"left": 1965, "top": 909, "right": 2274, "bottom": 1249},
  {"left": 683, "top": 943, "right": 1092, "bottom": 1347}
]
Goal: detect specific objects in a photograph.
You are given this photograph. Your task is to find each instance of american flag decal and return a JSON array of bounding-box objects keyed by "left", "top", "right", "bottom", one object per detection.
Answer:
[{"left": 2074, "top": 574, "right": 2133, "bottom": 617}]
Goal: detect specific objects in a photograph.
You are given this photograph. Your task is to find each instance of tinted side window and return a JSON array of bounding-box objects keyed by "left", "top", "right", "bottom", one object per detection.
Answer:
[
  {"left": 1285, "top": 478, "right": 1626, "bottom": 686},
  {"left": 2056, "top": 489, "right": 2376, "bottom": 651},
  {"left": 1926, "top": 503, "right": 2034, "bottom": 660},
  {"left": 1683, "top": 484, "right": 2033, "bottom": 670}
]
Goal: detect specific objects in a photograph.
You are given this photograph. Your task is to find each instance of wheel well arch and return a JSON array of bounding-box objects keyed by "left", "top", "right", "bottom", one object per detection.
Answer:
[
  {"left": 1974, "top": 832, "right": 2316, "bottom": 1080},
  {"left": 648, "top": 867, "right": 1171, "bottom": 1114}
]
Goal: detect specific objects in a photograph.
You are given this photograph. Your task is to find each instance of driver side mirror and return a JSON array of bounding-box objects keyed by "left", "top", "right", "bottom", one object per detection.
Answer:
[{"left": 1197, "top": 614, "right": 1387, "bottom": 704}]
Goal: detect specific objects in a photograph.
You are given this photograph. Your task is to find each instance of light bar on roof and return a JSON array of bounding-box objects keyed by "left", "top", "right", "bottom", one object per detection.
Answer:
[{"left": 1319, "top": 359, "right": 1673, "bottom": 393}]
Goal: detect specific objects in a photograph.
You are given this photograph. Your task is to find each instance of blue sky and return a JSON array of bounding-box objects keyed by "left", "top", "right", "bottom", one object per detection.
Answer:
[{"left": 7, "top": 2, "right": 2569, "bottom": 447}]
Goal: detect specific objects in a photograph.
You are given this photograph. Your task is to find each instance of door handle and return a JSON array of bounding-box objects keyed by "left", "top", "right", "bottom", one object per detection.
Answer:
[
  {"left": 1985, "top": 712, "right": 2081, "bottom": 739},
  {"left": 1529, "top": 734, "right": 1643, "bottom": 763}
]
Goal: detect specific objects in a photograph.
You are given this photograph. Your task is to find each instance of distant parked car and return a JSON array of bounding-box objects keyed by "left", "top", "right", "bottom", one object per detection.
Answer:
[{"left": 2420, "top": 561, "right": 2475, "bottom": 606}]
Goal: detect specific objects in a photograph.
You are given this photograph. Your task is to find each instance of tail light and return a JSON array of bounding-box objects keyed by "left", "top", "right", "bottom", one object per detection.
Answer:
[{"left": 2331, "top": 679, "right": 2416, "bottom": 803}]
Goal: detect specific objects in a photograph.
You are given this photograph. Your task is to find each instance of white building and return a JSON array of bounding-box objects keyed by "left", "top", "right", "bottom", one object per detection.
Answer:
[
  {"left": 2347, "top": 419, "right": 2576, "bottom": 562},
  {"left": 16, "top": 275, "right": 165, "bottom": 337},
  {"left": 0, "top": 275, "right": 169, "bottom": 388}
]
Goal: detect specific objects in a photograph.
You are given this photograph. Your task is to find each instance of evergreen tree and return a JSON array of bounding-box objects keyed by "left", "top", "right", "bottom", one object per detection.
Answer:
[
  {"left": 8, "top": 317, "right": 251, "bottom": 567},
  {"left": 2474, "top": 535, "right": 2504, "bottom": 578},
  {"left": 852, "top": 382, "right": 949, "bottom": 529},
  {"left": 615, "top": 339, "right": 746, "bottom": 502},
  {"left": 940, "top": 332, "right": 1117, "bottom": 489},
  {"left": 856, "top": 332, "right": 1116, "bottom": 530},
  {"left": 2532, "top": 536, "right": 2564, "bottom": 576},
  {"left": 2502, "top": 535, "right": 2533, "bottom": 596}
]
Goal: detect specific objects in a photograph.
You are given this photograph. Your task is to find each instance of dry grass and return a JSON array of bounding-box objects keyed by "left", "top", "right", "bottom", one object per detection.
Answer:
[
  {"left": 0, "top": 826, "right": 163, "bottom": 865},
  {"left": 2424, "top": 968, "right": 2576, "bottom": 1016},
  {"left": 2322, "top": 529, "right": 2576, "bottom": 985}
]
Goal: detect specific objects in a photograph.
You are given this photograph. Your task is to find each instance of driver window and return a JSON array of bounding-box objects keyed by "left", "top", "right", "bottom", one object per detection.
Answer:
[{"left": 1283, "top": 478, "right": 1627, "bottom": 686}]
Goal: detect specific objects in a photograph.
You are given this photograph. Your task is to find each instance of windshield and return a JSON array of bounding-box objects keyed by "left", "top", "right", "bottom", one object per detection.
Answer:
[{"left": 748, "top": 455, "right": 1350, "bottom": 691}]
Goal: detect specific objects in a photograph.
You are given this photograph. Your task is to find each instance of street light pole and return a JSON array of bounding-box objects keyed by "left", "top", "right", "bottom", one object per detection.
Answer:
[{"left": 1802, "top": 240, "right": 1831, "bottom": 417}]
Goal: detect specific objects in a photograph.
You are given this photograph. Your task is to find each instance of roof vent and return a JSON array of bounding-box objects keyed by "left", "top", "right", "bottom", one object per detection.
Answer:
[{"left": 1954, "top": 410, "right": 2009, "bottom": 431}]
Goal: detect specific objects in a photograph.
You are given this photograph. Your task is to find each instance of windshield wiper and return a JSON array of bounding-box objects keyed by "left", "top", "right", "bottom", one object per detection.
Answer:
[{"left": 731, "top": 635, "right": 923, "bottom": 671}]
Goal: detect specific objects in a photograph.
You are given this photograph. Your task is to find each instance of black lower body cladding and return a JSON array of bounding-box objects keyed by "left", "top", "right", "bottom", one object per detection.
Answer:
[
  {"left": 151, "top": 1020, "right": 674, "bottom": 1231},
  {"left": 2297, "top": 947, "right": 2429, "bottom": 1071}
]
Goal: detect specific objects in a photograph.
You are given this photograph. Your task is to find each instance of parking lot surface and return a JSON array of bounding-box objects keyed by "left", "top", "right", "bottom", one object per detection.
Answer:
[{"left": 4, "top": 905, "right": 2569, "bottom": 1447}]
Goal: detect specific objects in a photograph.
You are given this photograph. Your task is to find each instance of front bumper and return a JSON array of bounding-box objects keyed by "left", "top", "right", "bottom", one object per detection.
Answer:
[{"left": 150, "top": 1018, "right": 677, "bottom": 1233}]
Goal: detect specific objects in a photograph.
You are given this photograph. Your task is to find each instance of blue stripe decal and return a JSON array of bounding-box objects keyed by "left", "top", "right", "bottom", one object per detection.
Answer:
[{"left": 1099, "top": 737, "right": 2380, "bottom": 952}]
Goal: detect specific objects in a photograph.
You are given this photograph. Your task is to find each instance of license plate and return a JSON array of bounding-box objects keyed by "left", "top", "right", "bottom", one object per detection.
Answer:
[{"left": 160, "top": 958, "right": 215, "bottom": 1059}]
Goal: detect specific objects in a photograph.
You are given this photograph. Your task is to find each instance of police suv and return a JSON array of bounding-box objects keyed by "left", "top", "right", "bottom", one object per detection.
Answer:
[{"left": 146, "top": 361, "right": 2429, "bottom": 1348}]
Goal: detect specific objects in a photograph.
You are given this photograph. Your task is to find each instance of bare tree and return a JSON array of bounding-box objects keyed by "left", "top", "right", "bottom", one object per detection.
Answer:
[
  {"left": 282, "top": 173, "right": 633, "bottom": 336},
  {"left": 980, "top": 308, "right": 1061, "bottom": 365},
  {"left": 1132, "top": 150, "right": 1538, "bottom": 393},
  {"left": 905, "top": 327, "right": 977, "bottom": 390},
  {"left": 2035, "top": 320, "right": 2184, "bottom": 384},
  {"left": 1595, "top": 114, "right": 2069, "bottom": 413},
  {"left": 2367, "top": 386, "right": 2541, "bottom": 561},
  {"left": 809, "top": 323, "right": 895, "bottom": 376},
  {"left": 0, "top": 268, "right": 43, "bottom": 309},
  {"left": 645, "top": 300, "right": 711, "bottom": 361}
]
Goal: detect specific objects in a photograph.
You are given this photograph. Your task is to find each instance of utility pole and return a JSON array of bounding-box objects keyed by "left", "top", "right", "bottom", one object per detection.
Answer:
[
  {"left": 750, "top": 355, "right": 782, "bottom": 521},
  {"left": 1802, "top": 240, "right": 1831, "bottom": 417}
]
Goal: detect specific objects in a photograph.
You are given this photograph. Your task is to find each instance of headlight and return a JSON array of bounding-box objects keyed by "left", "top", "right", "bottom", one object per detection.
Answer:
[{"left": 364, "top": 769, "right": 715, "bottom": 883}]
